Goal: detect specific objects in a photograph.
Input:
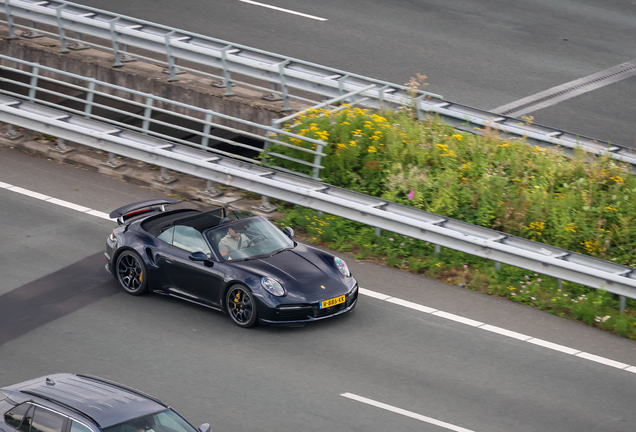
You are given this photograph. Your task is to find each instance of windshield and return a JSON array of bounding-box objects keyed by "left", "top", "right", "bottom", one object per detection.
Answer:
[
  {"left": 207, "top": 216, "right": 294, "bottom": 262},
  {"left": 104, "top": 410, "right": 197, "bottom": 432}
]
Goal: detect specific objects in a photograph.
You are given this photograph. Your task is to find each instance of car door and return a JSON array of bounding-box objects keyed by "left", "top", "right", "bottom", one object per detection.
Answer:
[{"left": 155, "top": 225, "right": 224, "bottom": 307}]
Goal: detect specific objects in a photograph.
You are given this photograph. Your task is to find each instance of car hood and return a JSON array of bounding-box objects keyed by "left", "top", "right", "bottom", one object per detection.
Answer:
[{"left": 229, "top": 244, "right": 349, "bottom": 302}]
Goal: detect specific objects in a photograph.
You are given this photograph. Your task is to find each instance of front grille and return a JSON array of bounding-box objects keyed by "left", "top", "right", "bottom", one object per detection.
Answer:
[
  {"left": 278, "top": 307, "right": 312, "bottom": 321},
  {"left": 275, "top": 284, "right": 358, "bottom": 322}
]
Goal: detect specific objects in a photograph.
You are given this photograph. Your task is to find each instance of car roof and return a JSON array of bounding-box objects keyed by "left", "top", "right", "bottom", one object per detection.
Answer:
[{"left": 3, "top": 374, "right": 167, "bottom": 428}]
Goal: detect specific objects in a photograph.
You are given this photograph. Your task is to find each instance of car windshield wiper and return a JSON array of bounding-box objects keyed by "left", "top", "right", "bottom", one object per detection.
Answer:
[{"left": 269, "top": 246, "right": 294, "bottom": 257}]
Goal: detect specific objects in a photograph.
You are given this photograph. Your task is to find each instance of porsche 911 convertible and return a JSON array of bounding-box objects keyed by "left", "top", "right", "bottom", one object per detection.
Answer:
[{"left": 104, "top": 199, "right": 358, "bottom": 327}]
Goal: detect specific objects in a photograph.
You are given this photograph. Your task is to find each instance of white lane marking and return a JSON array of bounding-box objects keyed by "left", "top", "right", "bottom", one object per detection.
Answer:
[
  {"left": 1, "top": 181, "right": 113, "bottom": 220},
  {"left": 527, "top": 338, "right": 580, "bottom": 355},
  {"left": 3, "top": 181, "right": 635, "bottom": 374},
  {"left": 359, "top": 288, "right": 636, "bottom": 373},
  {"left": 480, "top": 324, "right": 532, "bottom": 341},
  {"left": 341, "top": 393, "right": 476, "bottom": 432},
  {"left": 575, "top": 352, "right": 630, "bottom": 370},
  {"left": 238, "top": 0, "right": 327, "bottom": 21},
  {"left": 386, "top": 297, "right": 437, "bottom": 313},
  {"left": 359, "top": 287, "right": 392, "bottom": 300},
  {"left": 47, "top": 197, "right": 91, "bottom": 212},
  {"left": 433, "top": 310, "right": 483, "bottom": 327},
  {"left": 9, "top": 186, "right": 51, "bottom": 200}
]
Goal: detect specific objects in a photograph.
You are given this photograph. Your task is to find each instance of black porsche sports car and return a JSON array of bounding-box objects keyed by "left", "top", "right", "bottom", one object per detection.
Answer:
[{"left": 104, "top": 199, "right": 358, "bottom": 327}]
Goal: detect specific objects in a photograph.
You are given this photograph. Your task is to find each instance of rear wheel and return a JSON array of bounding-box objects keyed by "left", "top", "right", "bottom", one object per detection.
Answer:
[
  {"left": 116, "top": 250, "right": 148, "bottom": 295},
  {"left": 226, "top": 285, "right": 258, "bottom": 328}
]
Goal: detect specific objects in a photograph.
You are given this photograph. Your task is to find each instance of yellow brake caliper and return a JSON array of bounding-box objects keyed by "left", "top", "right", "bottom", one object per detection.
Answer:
[{"left": 234, "top": 292, "right": 240, "bottom": 312}]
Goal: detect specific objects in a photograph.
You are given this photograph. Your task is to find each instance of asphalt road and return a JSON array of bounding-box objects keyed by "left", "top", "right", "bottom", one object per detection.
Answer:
[
  {"left": 3, "top": 148, "right": 636, "bottom": 432},
  {"left": 68, "top": 0, "right": 636, "bottom": 147}
]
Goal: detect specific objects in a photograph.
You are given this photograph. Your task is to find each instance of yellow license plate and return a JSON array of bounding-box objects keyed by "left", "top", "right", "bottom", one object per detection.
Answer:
[{"left": 321, "top": 295, "right": 345, "bottom": 309}]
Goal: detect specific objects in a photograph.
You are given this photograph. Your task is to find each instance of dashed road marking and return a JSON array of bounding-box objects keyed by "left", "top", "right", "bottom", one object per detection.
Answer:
[{"left": 238, "top": 0, "right": 327, "bottom": 21}]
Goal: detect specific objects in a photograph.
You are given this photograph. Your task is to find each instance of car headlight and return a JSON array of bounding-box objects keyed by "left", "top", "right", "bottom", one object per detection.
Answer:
[
  {"left": 334, "top": 257, "right": 350, "bottom": 277},
  {"left": 261, "top": 277, "right": 285, "bottom": 296}
]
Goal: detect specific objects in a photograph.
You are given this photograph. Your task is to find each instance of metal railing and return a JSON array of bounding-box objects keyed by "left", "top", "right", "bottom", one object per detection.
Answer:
[
  {"left": 0, "top": 0, "right": 441, "bottom": 111},
  {"left": 2, "top": 94, "right": 636, "bottom": 300},
  {"left": 0, "top": 54, "right": 327, "bottom": 178},
  {"left": 3, "top": 0, "right": 636, "bottom": 174}
]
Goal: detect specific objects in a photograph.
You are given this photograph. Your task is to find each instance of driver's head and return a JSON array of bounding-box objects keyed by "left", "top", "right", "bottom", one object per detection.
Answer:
[{"left": 228, "top": 226, "right": 239, "bottom": 238}]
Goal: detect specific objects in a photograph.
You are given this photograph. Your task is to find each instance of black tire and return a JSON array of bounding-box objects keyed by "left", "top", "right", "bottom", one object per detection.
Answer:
[
  {"left": 115, "top": 250, "right": 148, "bottom": 296},
  {"left": 226, "top": 285, "right": 258, "bottom": 328}
]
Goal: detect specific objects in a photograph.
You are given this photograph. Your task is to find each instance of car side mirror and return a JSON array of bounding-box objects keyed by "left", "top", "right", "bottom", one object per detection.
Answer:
[
  {"left": 189, "top": 251, "right": 214, "bottom": 267},
  {"left": 198, "top": 424, "right": 210, "bottom": 432},
  {"left": 283, "top": 227, "right": 294, "bottom": 239}
]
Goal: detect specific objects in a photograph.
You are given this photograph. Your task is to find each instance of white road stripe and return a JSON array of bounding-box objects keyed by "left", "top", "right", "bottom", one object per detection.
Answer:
[
  {"left": 359, "top": 287, "right": 392, "bottom": 300},
  {"left": 3, "top": 180, "right": 635, "bottom": 374},
  {"left": 575, "top": 352, "right": 630, "bottom": 369},
  {"left": 341, "top": 393, "right": 476, "bottom": 432},
  {"left": 46, "top": 197, "right": 91, "bottom": 212},
  {"left": 527, "top": 338, "right": 580, "bottom": 355},
  {"left": 480, "top": 324, "right": 532, "bottom": 341},
  {"left": 386, "top": 297, "right": 437, "bottom": 313},
  {"left": 359, "top": 288, "right": 636, "bottom": 373},
  {"left": 9, "top": 186, "right": 51, "bottom": 200},
  {"left": 238, "top": 0, "right": 327, "bottom": 21},
  {"left": 1, "top": 181, "right": 112, "bottom": 220},
  {"left": 433, "top": 310, "right": 483, "bottom": 327}
]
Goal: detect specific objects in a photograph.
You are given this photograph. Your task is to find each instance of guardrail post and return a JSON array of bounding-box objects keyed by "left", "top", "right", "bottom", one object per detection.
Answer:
[
  {"left": 101, "top": 152, "right": 125, "bottom": 169},
  {"left": 154, "top": 167, "right": 177, "bottom": 184},
  {"left": 312, "top": 141, "right": 325, "bottom": 179},
  {"left": 434, "top": 244, "right": 441, "bottom": 254},
  {"left": 201, "top": 112, "right": 213, "bottom": 148},
  {"left": 3, "top": 124, "right": 23, "bottom": 140},
  {"left": 415, "top": 95, "right": 426, "bottom": 120},
  {"left": 142, "top": 98, "right": 154, "bottom": 133},
  {"left": 277, "top": 60, "right": 291, "bottom": 111},
  {"left": 84, "top": 82, "right": 95, "bottom": 118},
  {"left": 200, "top": 179, "right": 223, "bottom": 199},
  {"left": 620, "top": 295, "right": 626, "bottom": 314},
  {"left": 163, "top": 30, "right": 185, "bottom": 82},
  {"left": 212, "top": 47, "right": 235, "bottom": 96},
  {"left": 28, "top": 65, "right": 40, "bottom": 102},
  {"left": 495, "top": 261, "right": 501, "bottom": 271},
  {"left": 110, "top": 18, "right": 124, "bottom": 67},
  {"left": 375, "top": 227, "right": 381, "bottom": 237},
  {"left": 50, "top": 138, "right": 74, "bottom": 154},
  {"left": 68, "top": 32, "right": 89, "bottom": 51},
  {"left": 22, "top": 21, "right": 44, "bottom": 38},
  {"left": 252, "top": 196, "right": 278, "bottom": 213},
  {"left": 5, "top": 0, "right": 17, "bottom": 40},
  {"left": 55, "top": 4, "right": 69, "bottom": 53}
]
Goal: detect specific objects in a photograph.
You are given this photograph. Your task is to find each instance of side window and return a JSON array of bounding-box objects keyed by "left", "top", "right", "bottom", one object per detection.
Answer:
[
  {"left": 19, "top": 405, "right": 33, "bottom": 432},
  {"left": 70, "top": 421, "right": 93, "bottom": 432},
  {"left": 172, "top": 226, "right": 211, "bottom": 255},
  {"left": 157, "top": 226, "right": 175, "bottom": 245},
  {"left": 29, "top": 407, "right": 65, "bottom": 432},
  {"left": 4, "top": 403, "right": 31, "bottom": 429}
]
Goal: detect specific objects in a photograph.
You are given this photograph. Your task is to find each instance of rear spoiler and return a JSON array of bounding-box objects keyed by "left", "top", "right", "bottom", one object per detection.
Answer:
[{"left": 109, "top": 198, "right": 180, "bottom": 223}]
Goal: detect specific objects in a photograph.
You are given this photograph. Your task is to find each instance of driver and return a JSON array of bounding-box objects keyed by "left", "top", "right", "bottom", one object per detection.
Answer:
[{"left": 218, "top": 226, "right": 254, "bottom": 257}]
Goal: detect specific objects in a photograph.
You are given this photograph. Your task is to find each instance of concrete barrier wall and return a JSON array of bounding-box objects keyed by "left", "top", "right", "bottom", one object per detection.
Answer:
[{"left": 0, "top": 26, "right": 296, "bottom": 135}]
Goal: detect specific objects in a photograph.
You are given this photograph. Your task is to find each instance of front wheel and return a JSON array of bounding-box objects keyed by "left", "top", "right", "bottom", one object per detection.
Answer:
[
  {"left": 226, "top": 285, "right": 258, "bottom": 328},
  {"left": 116, "top": 250, "right": 148, "bottom": 295}
]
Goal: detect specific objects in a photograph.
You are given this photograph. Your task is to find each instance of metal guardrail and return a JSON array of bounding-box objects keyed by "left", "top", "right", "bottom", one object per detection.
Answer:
[
  {"left": 3, "top": 0, "right": 636, "bottom": 174},
  {"left": 2, "top": 91, "right": 636, "bottom": 301},
  {"left": 0, "top": 54, "right": 328, "bottom": 178},
  {"left": 0, "top": 0, "right": 441, "bottom": 111}
]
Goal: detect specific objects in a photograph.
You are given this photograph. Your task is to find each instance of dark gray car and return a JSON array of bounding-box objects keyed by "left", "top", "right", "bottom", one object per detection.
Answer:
[{"left": 0, "top": 374, "right": 209, "bottom": 432}]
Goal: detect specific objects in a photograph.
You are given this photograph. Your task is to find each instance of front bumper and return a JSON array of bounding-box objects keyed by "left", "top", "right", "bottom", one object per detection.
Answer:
[{"left": 259, "top": 284, "right": 358, "bottom": 324}]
